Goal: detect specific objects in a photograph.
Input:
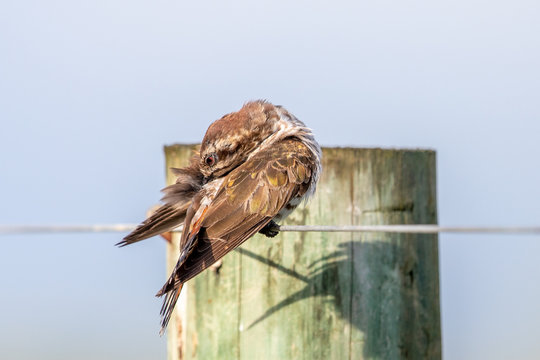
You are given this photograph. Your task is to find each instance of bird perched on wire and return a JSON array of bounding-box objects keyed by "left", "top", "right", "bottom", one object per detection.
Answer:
[{"left": 117, "top": 100, "right": 322, "bottom": 334}]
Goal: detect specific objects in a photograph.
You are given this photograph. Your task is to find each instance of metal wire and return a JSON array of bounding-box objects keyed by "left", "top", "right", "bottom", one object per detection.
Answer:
[
  {"left": 280, "top": 225, "right": 540, "bottom": 234},
  {"left": 0, "top": 224, "right": 137, "bottom": 234},
  {"left": 1, "top": 224, "right": 540, "bottom": 235}
]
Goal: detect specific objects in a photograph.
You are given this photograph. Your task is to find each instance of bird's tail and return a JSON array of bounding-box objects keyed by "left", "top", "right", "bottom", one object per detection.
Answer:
[{"left": 156, "top": 275, "right": 183, "bottom": 335}]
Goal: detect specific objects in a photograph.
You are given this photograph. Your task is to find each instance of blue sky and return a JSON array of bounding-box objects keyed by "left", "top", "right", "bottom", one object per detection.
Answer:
[{"left": 1, "top": 0, "right": 539, "bottom": 359}]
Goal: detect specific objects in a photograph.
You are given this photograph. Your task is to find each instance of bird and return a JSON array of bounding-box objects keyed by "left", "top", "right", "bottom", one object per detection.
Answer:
[{"left": 117, "top": 100, "right": 322, "bottom": 334}]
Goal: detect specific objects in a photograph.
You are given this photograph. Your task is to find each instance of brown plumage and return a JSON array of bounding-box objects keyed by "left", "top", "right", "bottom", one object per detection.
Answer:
[{"left": 118, "top": 100, "right": 322, "bottom": 334}]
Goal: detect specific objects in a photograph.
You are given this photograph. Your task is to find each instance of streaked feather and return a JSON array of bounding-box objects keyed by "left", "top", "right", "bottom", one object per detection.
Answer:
[{"left": 155, "top": 138, "right": 316, "bottom": 331}]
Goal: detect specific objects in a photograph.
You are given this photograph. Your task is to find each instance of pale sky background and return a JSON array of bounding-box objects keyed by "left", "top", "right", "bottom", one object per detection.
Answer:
[{"left": 1, "top": 0, "right": 539, "bottom": 359}]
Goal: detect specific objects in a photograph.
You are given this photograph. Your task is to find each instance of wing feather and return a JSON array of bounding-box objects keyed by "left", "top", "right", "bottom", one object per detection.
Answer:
[
  {"left": 116, "top": 203, "right": 188, "bottom": 247},
  {"left": 117, "top": 155, "right": 202, "bottom": 247}
]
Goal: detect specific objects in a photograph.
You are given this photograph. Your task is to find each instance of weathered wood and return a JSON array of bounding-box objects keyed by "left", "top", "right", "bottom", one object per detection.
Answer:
[
  {"left": 164, "top": 144, "right": 243, "bottom": 360},
  {"left": 163, "top": 144, "right": 197, "bottom": 360},
  {"left": 164, "top": 146, "right": 441, "bottom": 360}
]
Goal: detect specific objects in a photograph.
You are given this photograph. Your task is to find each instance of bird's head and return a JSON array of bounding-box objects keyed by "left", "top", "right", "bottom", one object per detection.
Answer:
[{"left": 198, "top": 101, "right": 282, "bottom": 179}]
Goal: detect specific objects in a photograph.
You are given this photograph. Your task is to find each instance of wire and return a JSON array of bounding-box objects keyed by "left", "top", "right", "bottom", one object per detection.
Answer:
[
  {"left": 0, "top": 224, "right": 136, "bottom": 234},
  {"left": 1, "top": 224, "right": 540, "bottom": 235},
  {"left": 280, "top": 225, "right": 540, "bottom": 234}
]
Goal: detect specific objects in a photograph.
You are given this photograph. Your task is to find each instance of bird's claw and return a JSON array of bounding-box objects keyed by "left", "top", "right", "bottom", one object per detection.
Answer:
[{"left": 259, "top": 220, "right": 280, "bottom": 238}]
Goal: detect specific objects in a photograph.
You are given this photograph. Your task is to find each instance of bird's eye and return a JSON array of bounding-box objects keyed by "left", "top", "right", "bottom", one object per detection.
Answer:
[{"left": 205, "top": 154, "right": 217, "bottom": 167}]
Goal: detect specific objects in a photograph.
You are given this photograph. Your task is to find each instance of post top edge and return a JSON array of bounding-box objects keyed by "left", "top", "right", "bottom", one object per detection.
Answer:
[{"left": 164, "top": 143, "right": 436, "bottom": 153}]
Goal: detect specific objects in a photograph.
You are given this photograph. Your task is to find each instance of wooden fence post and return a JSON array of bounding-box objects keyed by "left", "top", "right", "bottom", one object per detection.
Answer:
[{"left": 164, "top": 146, "right": 441, "bottom": 360}]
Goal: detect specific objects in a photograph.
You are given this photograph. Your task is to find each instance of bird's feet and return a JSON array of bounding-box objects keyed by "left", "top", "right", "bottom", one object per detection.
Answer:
[{"left": 259, "top": 220, "right": 280, "bottom": 238}]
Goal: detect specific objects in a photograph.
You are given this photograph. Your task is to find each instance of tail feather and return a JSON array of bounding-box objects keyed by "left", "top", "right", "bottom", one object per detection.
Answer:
[
  {"left": 157, "top": 282, "right": 183, "bottom": 336},
  {"left": 154, "top": 230, "right": 201, "bottom": 334}
]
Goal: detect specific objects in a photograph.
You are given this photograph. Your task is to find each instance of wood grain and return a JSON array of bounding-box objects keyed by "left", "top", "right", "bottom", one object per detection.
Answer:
[{"left": 165, "top": 145, "right": 441, "bottom": 360}]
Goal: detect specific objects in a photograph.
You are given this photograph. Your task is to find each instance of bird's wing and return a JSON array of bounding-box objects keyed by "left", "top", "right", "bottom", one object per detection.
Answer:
[
  {"left": 116, "top": 203, "right": 189, "bottom": 247},
  {"left": 116, "top": 158, "right": 203, "bottom": 247},
  {"left": 156, "top": 138, "right": 315, "bottom": 331}
]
